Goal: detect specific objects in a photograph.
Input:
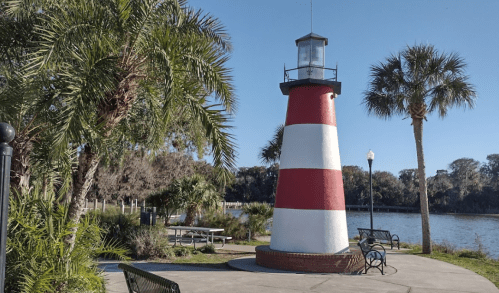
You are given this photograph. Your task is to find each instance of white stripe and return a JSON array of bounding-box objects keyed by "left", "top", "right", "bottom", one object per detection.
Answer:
[
  {"left": 279, "top": 124, "right": 341, "bottom": 170},
  {"left": 270, "top": 208, "right": 349, "bottom": 254}
]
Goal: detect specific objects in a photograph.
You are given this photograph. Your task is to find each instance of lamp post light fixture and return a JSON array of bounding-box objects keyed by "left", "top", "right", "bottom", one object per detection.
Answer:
[{"left": 366, "top": 150, "right": 375, "bottom": 244}]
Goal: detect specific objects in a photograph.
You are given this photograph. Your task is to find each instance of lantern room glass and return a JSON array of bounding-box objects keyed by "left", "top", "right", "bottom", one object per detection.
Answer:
[{"left": 297, "top": 38, "right": 325, "bottom": 80}]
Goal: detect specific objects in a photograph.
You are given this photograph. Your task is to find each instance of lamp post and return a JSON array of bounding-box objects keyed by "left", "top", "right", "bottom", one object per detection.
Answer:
[
  {"left": 366, "top": 150, "right": 374, "bottom": 244},
  {"left": 0, "top": 122, "right": 15, "bottom": 293}
]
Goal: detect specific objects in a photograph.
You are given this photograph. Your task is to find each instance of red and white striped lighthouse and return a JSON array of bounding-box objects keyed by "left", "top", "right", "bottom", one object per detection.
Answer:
[{"left": 270, "top": 33, "right": 348, "bottom": 254}]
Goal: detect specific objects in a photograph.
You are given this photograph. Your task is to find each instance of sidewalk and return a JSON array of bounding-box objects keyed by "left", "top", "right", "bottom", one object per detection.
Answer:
[{"left": 100, "top": 243, "right": 499, "bottom": 293}]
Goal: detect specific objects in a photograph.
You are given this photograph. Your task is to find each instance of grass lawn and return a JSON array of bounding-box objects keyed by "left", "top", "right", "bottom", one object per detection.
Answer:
[
  {"left": 232, "top": 240, "right": 270, "bottom": 246},
  {"left": 149, "top": 246, "right": 255, "bottom": 269},
  {"left": 404, "top": 244, "right": 499, "bottom": 289}
]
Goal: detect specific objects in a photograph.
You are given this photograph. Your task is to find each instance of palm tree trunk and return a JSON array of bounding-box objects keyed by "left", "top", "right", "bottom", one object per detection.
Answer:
[
  {"left": 65, "top": 144, "right": 100, "bottom": 248},
  {"left": 184, "top": 206, "right": 197, "bottom": 227},
  {"left": 10, "top": 135, "right": 32, "bottom": 197},
  {"left": 412, "top": 117, "right": 432, "bottom": 254}
]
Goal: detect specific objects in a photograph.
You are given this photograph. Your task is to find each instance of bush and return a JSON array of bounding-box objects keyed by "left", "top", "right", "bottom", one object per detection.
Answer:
[
  {"left": 174, "top": 246, "right": 191, "bottom": 257},
  {"left": 92, "top": 207, "right": 140, "bottom": 246},
  {"left": 129, "top": 226, "right": 172, "bottom": 259},
  {"left": 197, "top": 211, "right": 247, "bottom": 240},
  {"left": 199, "top": 244, "right": 216, "bottom": 254},
  {"left": 242, "top": 202, "right": 273, "bottom": 238},
  {"left": 7, "top": 193, "right": 128, "bottom": 293}
]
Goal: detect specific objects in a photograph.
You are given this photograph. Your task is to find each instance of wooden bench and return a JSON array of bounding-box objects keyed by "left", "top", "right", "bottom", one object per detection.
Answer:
[
  {"left": 357, "top": 228, "right": 400, "bottom": 249},
  {"left": 358, "top": 238, "right": 387, "bottom": 275},
  {"left": 118, "top": 263, "right": 181, "bottom": 292}
]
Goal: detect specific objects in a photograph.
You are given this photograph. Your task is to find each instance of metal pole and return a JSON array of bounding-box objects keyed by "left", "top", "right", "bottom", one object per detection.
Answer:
[
  {"left": 0, "top": 122, "right": 15, "bottom": 293},
  {"left": 368, "top": 158, "right": 374, "bottom": 244}
]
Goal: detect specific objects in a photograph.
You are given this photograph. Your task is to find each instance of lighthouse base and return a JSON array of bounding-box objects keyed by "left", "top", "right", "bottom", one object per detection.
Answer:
[{"left": 255, "top": 245, "right": 364, "bottom": 274}]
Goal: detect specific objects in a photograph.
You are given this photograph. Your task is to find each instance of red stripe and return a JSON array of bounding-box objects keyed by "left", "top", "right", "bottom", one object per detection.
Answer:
[
  {"left": 285, "top": 85, "right": 337, "bottom": 126},
  {"left": 275, "top": 169, "right": 345, "bottom": 210}
]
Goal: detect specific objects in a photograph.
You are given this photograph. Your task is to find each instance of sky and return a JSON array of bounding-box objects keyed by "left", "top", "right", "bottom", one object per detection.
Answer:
[{"left": 187, "top": 0, "right": 499, "bottom": 177}]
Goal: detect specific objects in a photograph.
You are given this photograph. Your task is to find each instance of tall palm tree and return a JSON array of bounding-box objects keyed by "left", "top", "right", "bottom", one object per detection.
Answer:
[
  {"left": 5, "top": 0, "right": 237, "bottom": 245},
  {"left": 363, "top": 44, "right": 477, "bottom": 254}
]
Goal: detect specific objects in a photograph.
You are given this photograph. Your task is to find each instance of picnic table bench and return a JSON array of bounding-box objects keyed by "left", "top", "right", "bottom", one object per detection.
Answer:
[
  {"left": 357, "top": 228, "right": 400, "bottom": 249},
  {"left": 169, "top": 226, "right": 232, "bottom": 249},
  {"left": 358, "top": 238, "right": 387, "bottom": 275},
  {"left": 119, "top": 263, "right": 181, "bottom": 293}
]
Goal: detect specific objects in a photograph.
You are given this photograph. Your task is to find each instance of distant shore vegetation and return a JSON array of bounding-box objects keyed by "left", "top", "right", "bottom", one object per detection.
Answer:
[{"left": 88, "top": 151, "right": 499, "bottom": 215}]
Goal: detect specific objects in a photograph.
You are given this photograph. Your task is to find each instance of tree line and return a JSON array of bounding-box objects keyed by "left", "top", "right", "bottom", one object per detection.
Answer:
[
  {"left": 343, "top": 154, "right": 499, "bottom": 213},
  {"left": 225, "top": 155, "right": 499, "bottom": 214}
]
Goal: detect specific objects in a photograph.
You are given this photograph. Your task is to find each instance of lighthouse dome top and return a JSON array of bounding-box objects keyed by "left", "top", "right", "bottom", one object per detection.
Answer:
[{"left": 295, "top": 32, "right": 328, "bottom": 46}]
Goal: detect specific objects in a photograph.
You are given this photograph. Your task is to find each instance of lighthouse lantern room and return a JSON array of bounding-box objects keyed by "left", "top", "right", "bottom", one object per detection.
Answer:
[{"left": 296, "top": 33, "right": 327, "bottom": 79}]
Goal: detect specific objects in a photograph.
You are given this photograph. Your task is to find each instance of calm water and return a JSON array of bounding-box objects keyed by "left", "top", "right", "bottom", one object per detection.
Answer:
[
  {"left": 219, "top": 210, "right": 499, "bottom": 258},
  {"left": 346, "top": 211, "right": 499, "bottom": 258}
]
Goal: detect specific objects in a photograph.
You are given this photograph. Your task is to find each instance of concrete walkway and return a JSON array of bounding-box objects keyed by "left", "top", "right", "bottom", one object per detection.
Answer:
[{"left": 100, "top": 243, "right": 498, "bottom": 293}]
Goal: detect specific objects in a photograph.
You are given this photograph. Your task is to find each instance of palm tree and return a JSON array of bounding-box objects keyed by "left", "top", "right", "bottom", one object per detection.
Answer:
[
  {"left": 169, "top": 174, "right": 220, "bottom": 226},
  {"left": 259, "top": 124, "right": 284, "bottom": 165},
  {"left": 5, "top": 0, "right": 237, "bottom": 245},
  {"left": 363, "top": 44, "right": 477, "bottom": 254}
]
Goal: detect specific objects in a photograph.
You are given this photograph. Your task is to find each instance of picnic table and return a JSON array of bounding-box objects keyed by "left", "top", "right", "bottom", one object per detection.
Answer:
[{"left": 168, "top": 226, "right": 231, "bottom": 249}]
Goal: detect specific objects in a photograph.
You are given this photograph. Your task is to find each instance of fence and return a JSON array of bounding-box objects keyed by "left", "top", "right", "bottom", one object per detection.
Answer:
[{"left": 81, "top": 198, "right": 144, "bottom": 214}]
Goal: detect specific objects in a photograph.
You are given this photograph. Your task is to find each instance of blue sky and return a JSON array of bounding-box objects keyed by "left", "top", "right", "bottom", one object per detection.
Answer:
[{"left": 187, "top": 0, "right": 499, "bottom": 177}]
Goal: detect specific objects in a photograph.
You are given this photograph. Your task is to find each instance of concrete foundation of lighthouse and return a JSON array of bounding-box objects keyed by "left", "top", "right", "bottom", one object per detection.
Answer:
[{"left": 255, "top": 245, "right": 364, "bottom": 274}]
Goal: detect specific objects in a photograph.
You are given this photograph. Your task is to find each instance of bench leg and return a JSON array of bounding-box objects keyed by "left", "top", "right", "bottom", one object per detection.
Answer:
[{"left": 365, "top": 258, "right": 385, "bottom": 275}]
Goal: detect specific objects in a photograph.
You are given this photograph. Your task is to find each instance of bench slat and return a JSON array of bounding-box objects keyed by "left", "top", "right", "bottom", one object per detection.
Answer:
[
  {"left": 119, "top": 263, "right": 181, "bottom": 293},
  {"left": 357, "top": 228, "right": 400, "bottom": 249}
]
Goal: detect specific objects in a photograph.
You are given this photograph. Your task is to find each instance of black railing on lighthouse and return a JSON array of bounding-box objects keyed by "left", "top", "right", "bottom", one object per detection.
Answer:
[{"left": 284, "top": 64, "right": 338, "bottom": 82}]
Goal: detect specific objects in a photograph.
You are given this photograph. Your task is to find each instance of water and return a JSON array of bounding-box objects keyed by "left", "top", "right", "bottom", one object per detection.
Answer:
[
  {"left": 346, "top": 211, "right": 499, "bottom": 258},
  {"left": 213, "top": 210, "right": 499, "bottom": 258}
]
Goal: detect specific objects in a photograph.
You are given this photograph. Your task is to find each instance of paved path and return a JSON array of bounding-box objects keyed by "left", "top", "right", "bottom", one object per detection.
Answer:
[{"left": 100, "top": 243, "right": 498, "bottom": 293}]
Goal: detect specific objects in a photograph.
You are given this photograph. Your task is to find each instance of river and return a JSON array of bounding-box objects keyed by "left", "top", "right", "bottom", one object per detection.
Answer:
[
  {"left": 346, "top": 211, "right": 499, "bottom": 258},
  {"left": 217, "top": 210, "right": 499, "bottom": 259}
]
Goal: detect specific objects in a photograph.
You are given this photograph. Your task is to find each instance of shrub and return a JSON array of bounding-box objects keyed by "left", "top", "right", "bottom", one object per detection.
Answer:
[
  {"left": 197, "top": 211, "right": 247, "bottom": 240},
  {"left": 200, "top": 244, "right": 216, "bottom": 254},
  {"left": 242, "top": 202, "right": 274, "bottom": 238},
  {"left": 174, "top": 246, "right": 191, "bottom": 257},
  {"left": 91, "top": 207, "right": 141, "bottom": 251},
  {"left": 7, "top": 193, "right": 128, "bottom": 293},
  {"left": 129, "top": 226, "right": 172, "bottom": 259}
]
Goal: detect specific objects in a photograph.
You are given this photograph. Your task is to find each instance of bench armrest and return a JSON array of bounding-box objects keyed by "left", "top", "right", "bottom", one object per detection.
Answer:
[
  {"left": 366, "top": 249, "right": 385, "bottom": 260},
  {"left": 369, "top": 243, "right": 386, "bottom": 254},
  {"left": 391, "top": 234, "right": 399, "bottom": 241}
]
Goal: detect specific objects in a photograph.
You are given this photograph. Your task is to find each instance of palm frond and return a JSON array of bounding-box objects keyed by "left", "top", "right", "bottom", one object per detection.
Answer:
[
  {"left": 259, "top": 124, "right": 284, "bottom": 165},
  {"left": 363, "top": 44, "right": 476, "bottom": 120}
]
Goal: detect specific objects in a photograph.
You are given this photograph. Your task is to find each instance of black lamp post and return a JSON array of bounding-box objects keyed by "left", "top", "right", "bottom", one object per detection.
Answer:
[
  {"left": 367, "top": 150, "right": 374, "bottom": 244},
  {"left": 0, "top": 122, "right": 14, "bottom": 292}
]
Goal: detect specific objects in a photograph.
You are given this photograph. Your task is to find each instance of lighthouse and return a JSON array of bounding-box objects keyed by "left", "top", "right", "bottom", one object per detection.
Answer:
[{"left": 270, "top": 32, "right": 348, "bottom": 254}]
